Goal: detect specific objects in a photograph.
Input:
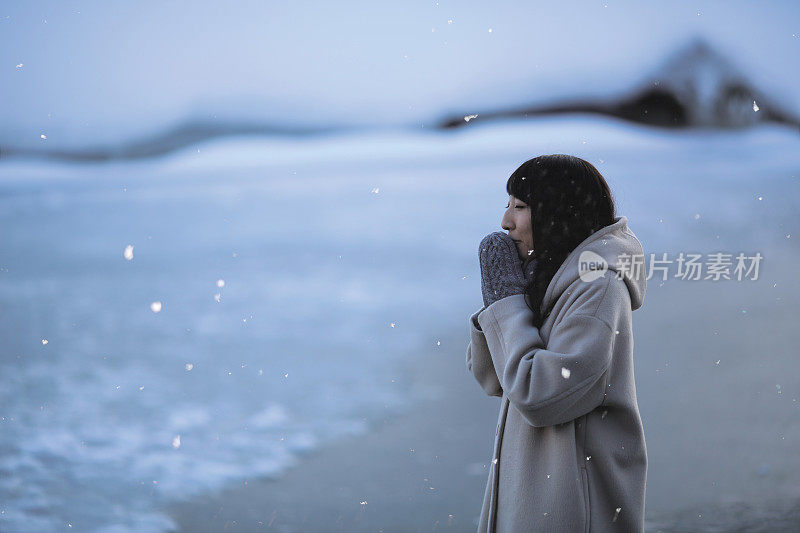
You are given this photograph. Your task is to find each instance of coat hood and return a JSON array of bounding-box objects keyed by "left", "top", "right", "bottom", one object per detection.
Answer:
[{"left": 541, "top": 215, "right": 646, "bottom": 315}]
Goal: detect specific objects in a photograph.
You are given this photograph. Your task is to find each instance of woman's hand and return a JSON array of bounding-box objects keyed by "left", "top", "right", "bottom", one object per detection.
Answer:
[{"left": 479, "top": 232, "right": 538, "bottom": 308}]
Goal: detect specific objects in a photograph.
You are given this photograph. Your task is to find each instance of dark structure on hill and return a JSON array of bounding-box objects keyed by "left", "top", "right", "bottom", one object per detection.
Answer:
[{"left": 438, "top": 37, "right": 799, "bottom": 130}]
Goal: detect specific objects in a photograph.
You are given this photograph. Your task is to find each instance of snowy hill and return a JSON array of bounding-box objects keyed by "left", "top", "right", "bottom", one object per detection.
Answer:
[{"left": 439, "top": 37, "right": 799, "bottom": 130}]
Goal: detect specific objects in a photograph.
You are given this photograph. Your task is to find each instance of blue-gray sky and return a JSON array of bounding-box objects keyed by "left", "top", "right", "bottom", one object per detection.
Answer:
[{"left": 2, "top": 0, "right": 799, "bottom": 150}]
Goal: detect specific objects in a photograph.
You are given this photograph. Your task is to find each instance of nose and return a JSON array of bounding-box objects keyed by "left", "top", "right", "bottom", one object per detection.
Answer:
[{"left": 501, "top": 210, "right": 513, "bottom": 232}]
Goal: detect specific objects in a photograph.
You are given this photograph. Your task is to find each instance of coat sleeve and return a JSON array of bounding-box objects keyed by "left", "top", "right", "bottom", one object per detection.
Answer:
[
  {"left": 477, "top": 292, "right": 620, "bottom": 427},
  {"left": 466, "top": 307, "right": 503, "bottom": 397}
]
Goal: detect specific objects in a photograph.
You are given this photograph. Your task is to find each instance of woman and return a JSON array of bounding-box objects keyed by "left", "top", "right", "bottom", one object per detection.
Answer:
[{"left": 466, "top": 154, "right": 647, "bottom": 532}]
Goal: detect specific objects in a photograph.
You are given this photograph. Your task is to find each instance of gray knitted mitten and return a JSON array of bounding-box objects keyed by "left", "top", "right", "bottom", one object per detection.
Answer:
[{"left": 479, "top": 232, "right": 538, "bottom": 308}]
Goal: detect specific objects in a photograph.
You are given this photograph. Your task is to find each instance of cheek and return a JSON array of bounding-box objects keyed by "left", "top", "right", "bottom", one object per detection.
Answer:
[{"left": 519, "top": 215, "right": 532, "bottom": 236}]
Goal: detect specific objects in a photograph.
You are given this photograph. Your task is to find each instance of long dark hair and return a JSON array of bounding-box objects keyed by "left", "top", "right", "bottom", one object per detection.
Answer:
[{"left": 507, "top": 154, "right": 616, "bottom": 327}]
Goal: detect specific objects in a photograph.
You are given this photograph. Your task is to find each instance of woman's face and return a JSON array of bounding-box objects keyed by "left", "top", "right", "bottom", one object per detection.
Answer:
[{"left": 502, "top": 194, "right": 534, "bottom": 262}]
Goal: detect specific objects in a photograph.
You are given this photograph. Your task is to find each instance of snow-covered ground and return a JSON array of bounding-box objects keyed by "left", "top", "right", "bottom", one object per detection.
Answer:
[{"left": 1, "top": 115, "right": 799, "bottom": 531}]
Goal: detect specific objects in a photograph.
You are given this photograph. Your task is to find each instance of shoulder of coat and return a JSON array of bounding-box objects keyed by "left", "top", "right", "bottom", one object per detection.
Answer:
[{"left": 558, "top": 274, "right": 628, "bottom": 325}]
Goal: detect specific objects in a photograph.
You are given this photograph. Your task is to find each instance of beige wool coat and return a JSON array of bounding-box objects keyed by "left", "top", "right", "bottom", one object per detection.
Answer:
[{"left": 466, "top": 216, "right": 648, "bottom": 533}]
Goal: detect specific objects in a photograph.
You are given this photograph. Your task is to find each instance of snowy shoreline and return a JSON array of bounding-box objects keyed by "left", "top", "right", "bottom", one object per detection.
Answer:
[{"left": 2, "top": 116, "right": 799, "bottom": 531}]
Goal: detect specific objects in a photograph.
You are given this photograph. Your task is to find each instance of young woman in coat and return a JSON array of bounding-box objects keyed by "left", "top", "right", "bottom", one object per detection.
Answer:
[{"left": 466, "top": 154, "right": 648, "bottom": 533}]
